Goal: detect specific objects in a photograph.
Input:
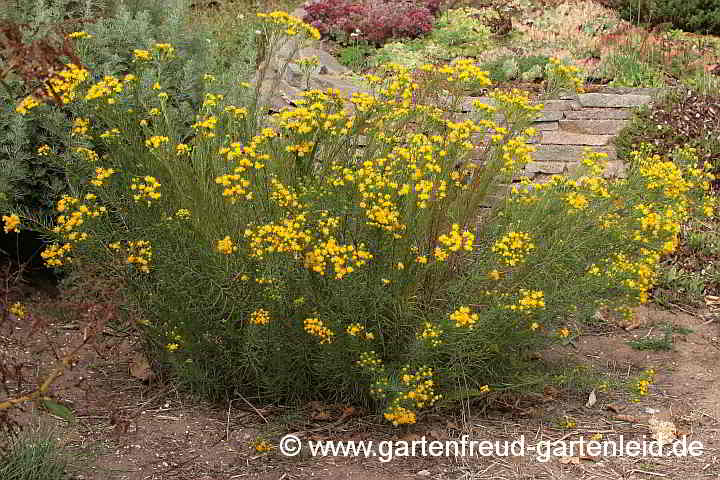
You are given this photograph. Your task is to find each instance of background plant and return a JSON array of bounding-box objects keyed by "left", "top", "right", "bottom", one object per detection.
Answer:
[
  {"left": 0, "top": 0, "right": 259, "bottom": 224},
  {"left": 605, "top": 0, "right": 720, "bottom": 35},
  {"left": 302, "top": 0, "right": 440, "bottom": 45}
]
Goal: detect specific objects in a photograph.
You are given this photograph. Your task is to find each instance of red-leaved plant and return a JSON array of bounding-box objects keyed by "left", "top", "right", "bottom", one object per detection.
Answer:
[{"left": 303, "top": 0, "right": 446, "bottom": 45}]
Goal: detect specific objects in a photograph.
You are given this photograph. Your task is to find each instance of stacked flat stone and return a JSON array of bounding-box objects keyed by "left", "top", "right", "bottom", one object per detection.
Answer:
[{"left": 463, "top": 89, "right": 665, "bottom": 181}]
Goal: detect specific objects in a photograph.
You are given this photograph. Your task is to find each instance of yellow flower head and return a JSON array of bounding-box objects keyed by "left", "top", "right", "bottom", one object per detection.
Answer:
[{"left": 3, "top": 214, "right": 21, "bottom": 233}]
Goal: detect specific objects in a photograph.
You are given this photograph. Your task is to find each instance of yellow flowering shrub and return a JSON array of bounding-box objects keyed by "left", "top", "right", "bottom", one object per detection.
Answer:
[{"left": 17, "top": 11, "right": 714, "bottom": 426}]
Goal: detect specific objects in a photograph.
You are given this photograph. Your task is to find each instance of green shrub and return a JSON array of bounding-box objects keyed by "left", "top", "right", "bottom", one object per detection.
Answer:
[
  {"left": 600, "top": 52, "right": 665, "bottom": 88},
  {"left": 480, "top": 55, "right": 550, "bottom": 84},
  {"left": 611, "top": 0, "right": 720, "bottom": 35},
  {"left": 428, "top": 7, "right": 492, "bottom": 58},
  {"left": 0, "top": 0, "right": 257, "bottom": 222},
  {"left": 3, "top": 11, "right": 715, "bottom": 426}
]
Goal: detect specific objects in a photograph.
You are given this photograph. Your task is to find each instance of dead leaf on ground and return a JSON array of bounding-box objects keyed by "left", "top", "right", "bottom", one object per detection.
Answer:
[
  {"left": 129, "top": 352, "right": 154, "bottom": 381},
  {"left": 649, "top": 416, "right": 677, "bottom": 446},
  {"left": 615, "top": 414, "right": 640, "bottom": 423},
  {"left": 606, "top": 402, "right": 625, "bottom": 413},
  {"left": 400, "top": 432, "right": 424, "bottom": 442},
  {"left": 559, "top": 456, "right": 581, "bottom": 464},
  {"left": 310, "top": 409, "right": 332, "bottom": 421},
  {"left": 585, "top": 389, "right": 597, "bottom": 408}
]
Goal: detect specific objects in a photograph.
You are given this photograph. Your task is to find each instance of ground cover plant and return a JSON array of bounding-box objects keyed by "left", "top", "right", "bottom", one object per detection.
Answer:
[{"left": 2, "top": 3, "right": 717, "bottom": 431}]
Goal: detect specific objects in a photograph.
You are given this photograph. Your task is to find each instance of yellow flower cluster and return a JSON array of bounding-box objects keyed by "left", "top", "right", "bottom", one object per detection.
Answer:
[
  {"left": 131, "top": 176, "right": 162, "bottom": 205},
  {"left": 304, "top": 237, "right": 372, "bottom": 279},
  {"left": 565, "top": 191, "right": 589, "bottom": 211},
  {"left": 68, "top": 31, "right": 93, "bottom": 39},
  {"left": 383, "top": 405, "right": 417, "bottom": 426},
  {"left": 8, "top": 302, "right": 27, "bottom": 319},
  {"left": 249, "top": 309, "right": 271, "bottom": 325},
  {"left": 547, "top": 58, "right": 585, "bottom": 93},
  {"left": 15, "top": 95, "right": 42, "bottom": 114},
  {"left": 224, "top": 105, "right": 249, "bottom": 118},
  {"left": 16, "top": 63, "right": 88, "bottom": 113},
  {"left": 417, "top": 321, "right": 443, "bottom": 347},
  {"left": 606, "top": 251, "right": 660, "bottom": 304},
  {"left": 45, "top": 63, "right": 89, "bottom": 104},
  {"left": 85, "top": 74, "right": 130, "bottom": 103},
  {"left": 192, "top": 115, "right": 217, "bottom": 138},
  {"left": 631, "top": 369, "right": 655, "bottom": 400},
  {"left": 257, "top": 11, "right": 321, "bottom": 39},
  {"left": 449, "top": 306, "right": 479, "bottom": 328},
  {"left": 286, "top": 141, "right": 315, "bottom": 157},
  {"left": 37, "top": 144, "right": 51, "bottom": 156},
  {"left": 2, "top": 214, "right": 20, "bottom": 233},
  {"left": 100, "top": 128, "right": 121, "bottom": 139},
  {"left": 253, "top": 440, "right": 275, "bottom": 453},
  {"left": 489, "top": 88, "right": 544, "bottom": 117},
  {"left": 304, "top": 317, "right": 334, "bottom": 344},
  {"left": 72, "top": 117, "right": 90, "bottom": 136},
  {"left": 429, "top": 58, "right": 492, "bottom": 91},
  {"left": 500, "top": 137, "right": 535, "bottom": 172},
  {"left": 492, "top": 231, "right": 535, "bottom": 266},
  {"left": 74, "top": 147, "right": 99, "bottom": 162},
  {"left": 91, "top": 167, "right": 115, "bottom": 186},
  {"left": 48, "top": 194, "right": 104, "bottom": 247},
  {"left": 41, "top": 243, "right": 73, "bottom": 267},
  {"left": 126, "top": 240, "right": 152, "bottom": 273},
  {"left": 357, "top": 350, "right": 384, "bottom": 373},
  {"left": 346, "top": 323, "right": 375, "bottom": 340},
  {"left": 133, "top": 49, "right": 152, "bottom": 61},
  {"left": 506, "top": 289, "right": 545, "bottom": 312},
  {"left": 244, "top": 215, "right": 313, "bottom": 258},
  {"left": 437, "top": 224, "right": 475, "bottom": 254},
  {"left": 382, "top": 366, "right": 441, "bottom": 425},
  {"left": 216, "top": 236, "right": 237, "bottom": 254},
  {"left": 153, "top": 43, "right": 175, "bottom": 57},
  {"left": 145, "top": 136, "right": 170, "bottom": 149}
]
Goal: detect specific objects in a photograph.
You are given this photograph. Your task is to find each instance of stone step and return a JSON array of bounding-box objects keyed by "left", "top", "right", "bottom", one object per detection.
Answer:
[
  {"left": 563, "top": 108, "right": 632, "bottom": 120},
  {"left": 541, "top": 132, "right": 613, "bottom": 146},
  {"left": 536, "top": 111, "right": 563, "bottom": 122},
  {"left": 578, "top": 93, "right": 652, "bottom": 108},
  {"left": 533, "top": 121, "right": 559, "bottom": 131},
  {"left": 532, "top": 145, "right": 617, "bottom": 162},
  {"left": 540, "top": 99, "right": 582, "bottom": 111},
  {"left": 558, "top": 119, "right": 628, "bottom": 135},
  {"left": 524, "top": 161, "right": 568, "bottom": 175}
]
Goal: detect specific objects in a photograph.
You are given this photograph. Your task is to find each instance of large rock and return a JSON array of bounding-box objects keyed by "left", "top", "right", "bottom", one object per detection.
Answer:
[
  {"left": 578, "top": 93, "right": 652, "bottom": 108},
  {"left": 253, "top": 40, "right": 371, "bottom": 111}
]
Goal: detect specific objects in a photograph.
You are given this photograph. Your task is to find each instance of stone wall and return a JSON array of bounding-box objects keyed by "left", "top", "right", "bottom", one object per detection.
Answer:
[{"left": 461, "top": 88, "right": 667, "bottom": 181}]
